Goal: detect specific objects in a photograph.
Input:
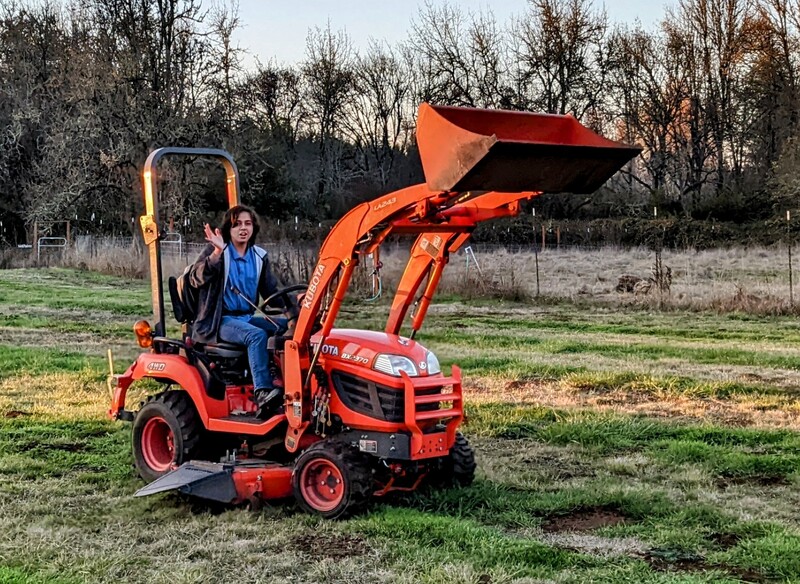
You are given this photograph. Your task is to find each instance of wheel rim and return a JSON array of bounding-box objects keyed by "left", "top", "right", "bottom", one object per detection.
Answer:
[
  {"left": 141, "top": 416, "right": 175, "bottom": 472},
  {"left": 299, "top": 458, "right": 345, "bottom": 512}
]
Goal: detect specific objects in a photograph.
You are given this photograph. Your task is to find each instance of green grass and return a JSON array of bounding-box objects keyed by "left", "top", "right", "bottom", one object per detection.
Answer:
[
  {"left": 458, "top": 312, "right": 800, "bottom": 344},
  {"left": 0, "top": 273, "right": 150, "bottom": 315},
  {"left": 0, "top": 566, "right": 81, "bottom": 584},
  {"left": 0, "top": 418, "right": 130, "bottom": 482},
  {"left": 0, "top": 314, "right": 129, "bottom": 336},
  {"left": 0, "top": 346, "right": 107, "bottom": 378},
  {"left": 1, "top": 267, "right": 800, "bottom": 582},
  {"left": 352, "top": 509, "right": 592, "bottom": 577},
  {"left": 425, "top": 327, "right": 800, "bottom": 370}
]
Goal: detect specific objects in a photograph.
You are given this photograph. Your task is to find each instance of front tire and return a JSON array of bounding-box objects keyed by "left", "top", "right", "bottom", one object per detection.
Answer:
[
  {"left": 132, "top": 390, "right": 202, "bottom": 483},
  {"left": 292, "top": 440, "right": 373, "bottom": 519},
  {"left": 428, "top": 432, "right": 476, "bottom": 487}
]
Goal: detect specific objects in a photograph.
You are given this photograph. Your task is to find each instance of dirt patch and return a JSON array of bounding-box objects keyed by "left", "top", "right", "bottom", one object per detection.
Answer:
[
  {"left": 541, "top": 506, "right": 628, "bottom": 533},
  {"left": 518, "top": 452, "right": 595, "bottom": 480},
  {"left": 16, "top": 440, "right": 88, "bottom": 453},
  {"left": 4, "top": 410, "right": 30, "bottom": 418},
  {"left": 727, "top": 568, "right": 769, "bottom": 583},
  {"left": 708, "top": 532, "right": 742, "bottom": 549},
  {"left": 642, "top": 548, "right": 768, "bottom": 582},
  {"left": 643, "top": 549, "right": 709, "bottom": 572},
  {"left": 292, "top": 532, "right": 370, "bottom": 560}
]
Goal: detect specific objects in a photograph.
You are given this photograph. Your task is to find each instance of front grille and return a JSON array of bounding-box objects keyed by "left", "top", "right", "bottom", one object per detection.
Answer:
[{"left": 331, "top": 371, "right": 442, "bottom": 422}]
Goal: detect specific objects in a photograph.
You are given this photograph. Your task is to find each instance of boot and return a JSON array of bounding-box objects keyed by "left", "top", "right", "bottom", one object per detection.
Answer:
[{"left": 253, "top": 387, "right": 283, "bottom": 419}]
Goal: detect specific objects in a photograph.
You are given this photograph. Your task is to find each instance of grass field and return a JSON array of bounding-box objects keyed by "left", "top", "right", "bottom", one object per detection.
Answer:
[{"left": 1, "top": 267, "right": 799, "bottom": 583}]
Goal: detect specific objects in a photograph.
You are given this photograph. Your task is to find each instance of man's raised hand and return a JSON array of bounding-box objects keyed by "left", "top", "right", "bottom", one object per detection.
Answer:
[{"left": 204, "top": 223, "right": 225, "bottom": 253}]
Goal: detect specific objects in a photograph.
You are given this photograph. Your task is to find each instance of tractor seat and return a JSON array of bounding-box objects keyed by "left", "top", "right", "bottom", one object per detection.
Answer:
[
  {"left": 203, "top": 341, "right": 245, "bottom": 359},
  {"left": 167, "top": 271, "right": 287, "bottom": 360},
  {"left": 168, "top": 270, "right": 247, "bottom": 358}
]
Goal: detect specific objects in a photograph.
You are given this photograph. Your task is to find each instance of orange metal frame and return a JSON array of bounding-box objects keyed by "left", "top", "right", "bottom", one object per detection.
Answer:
[{"left": 111, "top": 102, "right": 640, "bottom": 473}]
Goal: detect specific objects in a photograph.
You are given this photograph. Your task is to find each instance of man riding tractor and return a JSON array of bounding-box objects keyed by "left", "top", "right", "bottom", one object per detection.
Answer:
[{"left": 108, "top": 103, "right": 640, "bottom": 517}]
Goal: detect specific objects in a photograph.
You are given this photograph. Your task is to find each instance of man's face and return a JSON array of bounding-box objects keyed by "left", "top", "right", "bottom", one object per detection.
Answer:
[{"left": 230, "top": 212, "right": 253, "bottom": 245}]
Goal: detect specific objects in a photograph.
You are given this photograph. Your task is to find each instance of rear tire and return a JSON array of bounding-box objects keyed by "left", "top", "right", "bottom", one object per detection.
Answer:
[
  {"left": 132, "top": 390, "right": 202, "bottom": 483},
  {"left": 428, "top": 432, "right": 476, "bottom": 487},
  {"left": 292, "top": 440, "right": 373, "bottom": 519}
]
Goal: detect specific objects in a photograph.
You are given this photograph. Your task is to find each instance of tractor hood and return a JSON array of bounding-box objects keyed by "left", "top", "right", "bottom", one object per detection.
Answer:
[{"left": 311, "top": 329, "right": 439, "bottom": 377}]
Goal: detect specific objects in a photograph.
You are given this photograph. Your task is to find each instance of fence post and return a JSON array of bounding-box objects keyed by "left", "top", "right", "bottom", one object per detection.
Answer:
[
  {"left": 788, "top": 210, "right": 794, "bottom": 309},
  {"left": 32, "top": 221, "right": 38, "bottom": 260}
]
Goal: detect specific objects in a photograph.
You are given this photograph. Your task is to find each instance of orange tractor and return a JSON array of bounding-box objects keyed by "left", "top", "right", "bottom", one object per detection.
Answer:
[{"left": 109, "top": 103, "right": 639, "bottom": 517}]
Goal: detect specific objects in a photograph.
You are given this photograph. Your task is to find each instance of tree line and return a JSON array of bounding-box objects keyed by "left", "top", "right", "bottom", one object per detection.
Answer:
[{"left": 1, "top": 0, "right": 799, "bottom": 246}]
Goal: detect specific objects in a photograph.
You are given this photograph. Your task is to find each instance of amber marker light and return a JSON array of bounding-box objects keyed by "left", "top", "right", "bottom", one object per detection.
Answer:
[{"left": 133, "top": 320, "right": 153, "bottom": 348}]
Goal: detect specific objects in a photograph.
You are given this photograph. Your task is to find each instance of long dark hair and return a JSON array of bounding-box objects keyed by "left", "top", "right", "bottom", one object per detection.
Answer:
[{"left": 219, "top": 205, "right": 260, "bottom": 247}]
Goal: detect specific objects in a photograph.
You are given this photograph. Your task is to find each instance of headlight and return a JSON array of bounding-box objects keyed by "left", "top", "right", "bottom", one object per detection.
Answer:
[
  {"left": 426, "top": 350, "right": 441, "bottom": 374},
  {"left": 373, "top": 354, "right": 418, "bottom": 377}
]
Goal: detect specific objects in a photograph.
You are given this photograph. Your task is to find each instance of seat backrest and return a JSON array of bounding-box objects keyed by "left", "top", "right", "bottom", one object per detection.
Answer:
[{"left": 168, "top": 266, "right": 199, "bottom": 324}]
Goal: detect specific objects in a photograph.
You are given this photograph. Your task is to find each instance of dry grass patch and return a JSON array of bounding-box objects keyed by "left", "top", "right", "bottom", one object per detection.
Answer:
[
  {"left": 0, "top": 373, "right": 148, "bottom": 419},
  {"left": 464, "top": 377, "right": 800, "bottom": 430}
]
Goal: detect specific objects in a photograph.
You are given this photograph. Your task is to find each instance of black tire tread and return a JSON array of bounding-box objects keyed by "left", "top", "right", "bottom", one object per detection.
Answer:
[
  {"left": 133, "top": 390, "right": 202, "bottom": 482},
  {"left": 146, "top": 390, "right": 201, "bottom": 456},
  {"left": 426, "top": 432, "right": 476, "bottom": 487},
  {"left": 450, "top": 433, "right": 476, "bottom": 485}
]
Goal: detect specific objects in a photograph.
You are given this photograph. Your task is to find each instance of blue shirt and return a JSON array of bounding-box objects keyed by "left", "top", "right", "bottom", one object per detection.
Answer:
[{"left": 223, "top": 245, "right": 259, "bottom": 317}]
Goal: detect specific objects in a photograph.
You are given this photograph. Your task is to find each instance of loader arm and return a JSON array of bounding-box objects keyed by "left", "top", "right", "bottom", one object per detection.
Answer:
[
  {"left": 281, "top": 102, "right": 641, "bottom": 449},
  {"left": 386, "top": 191, "right": 541, "bottom": 336},
  {"left": 282, "top": 184, "right": 489, "bottom": 442}
]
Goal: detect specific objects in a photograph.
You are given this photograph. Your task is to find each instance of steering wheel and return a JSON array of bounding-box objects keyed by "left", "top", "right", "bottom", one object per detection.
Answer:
[{"left": 258, "top": 284, "right": 308, "bottom": 321}]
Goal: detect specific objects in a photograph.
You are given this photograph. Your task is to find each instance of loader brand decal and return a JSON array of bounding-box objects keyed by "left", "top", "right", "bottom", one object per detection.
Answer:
[
  {"left": 372, "top": 196, "right": 397, "bottom": 211},
  {"left": 146, "top": 362, "right": 167, "bottom": 372},
  {"left": 342, "top": 352, "right": 369, "bottom": 364},
  {"left": 302, "top": 263, "right": 326, "bottom": 310},
  {"left": 321, "top": 344, "right": 339, "bottom": 356}
]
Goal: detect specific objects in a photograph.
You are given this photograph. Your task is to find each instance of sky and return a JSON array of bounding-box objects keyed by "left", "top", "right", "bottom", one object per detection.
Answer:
[{"left": 231, "top": 0, "right": 674, "bottom": 70}]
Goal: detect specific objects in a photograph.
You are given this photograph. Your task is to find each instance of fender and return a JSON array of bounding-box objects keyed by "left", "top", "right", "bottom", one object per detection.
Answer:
[{"left": 109, "top": 352, "right": 228, "bottom": 422}]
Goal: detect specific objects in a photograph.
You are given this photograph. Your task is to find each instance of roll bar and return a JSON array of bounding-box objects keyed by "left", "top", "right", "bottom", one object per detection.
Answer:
[{"left": 139, "top": 147, "right": 241, "bottom": 336}]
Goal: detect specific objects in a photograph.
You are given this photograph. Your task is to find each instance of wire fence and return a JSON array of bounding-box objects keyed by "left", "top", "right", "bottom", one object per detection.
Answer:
[{"left": 8, "top": 233, "right": 800, "bottom": 314}]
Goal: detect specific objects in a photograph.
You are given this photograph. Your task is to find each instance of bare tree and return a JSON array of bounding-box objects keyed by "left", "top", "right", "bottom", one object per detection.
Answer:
[
  {"left": 406, "top": 2, "right": 509, "bottom": 108},
  {"left": 747, "top": 0, "right": 800, "bottom": 177},
  {"left": 243, "top": 63, "right": 304, "bottom": 150},
  {"left": 511, "top": 0, "right": 609, "bottom": 117},
  {"left": 301, "top": 23, "right": 355, "bottom": 203},
  {"left": 342, "top": 41, "right": 412, "bottom": 189},
  {"left": 608, "top": 24, "right": 707, "bottom": 207},
  {"left": 206, "top": 1, "right": 244, "bottom": 133},
  {"left": 670, "top": 0, "right": 755, "bottom": 193}
]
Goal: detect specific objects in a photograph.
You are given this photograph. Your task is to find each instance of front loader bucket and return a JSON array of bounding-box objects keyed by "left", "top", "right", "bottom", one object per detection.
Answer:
[
  {"left": 135, "top": 461, "right": 238, "bottom": 503},
  {"left": 416, "top": 103, "right": 641, "bottom": 194}
]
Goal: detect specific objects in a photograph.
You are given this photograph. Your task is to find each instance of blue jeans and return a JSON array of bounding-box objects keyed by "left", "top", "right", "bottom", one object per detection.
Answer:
[{"left": 219, "top": 315, "right": 287, "bottom": 389}]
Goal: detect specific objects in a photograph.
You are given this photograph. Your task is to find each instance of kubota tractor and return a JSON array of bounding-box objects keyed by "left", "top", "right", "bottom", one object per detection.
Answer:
[{"left": 109, "top": 103, "right": 640, "bottom": 518}]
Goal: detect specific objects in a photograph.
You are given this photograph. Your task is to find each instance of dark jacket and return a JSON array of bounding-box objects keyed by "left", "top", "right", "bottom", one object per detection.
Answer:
[{"left": 188, "top": 243, "right": 279, "bottom": 344}]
